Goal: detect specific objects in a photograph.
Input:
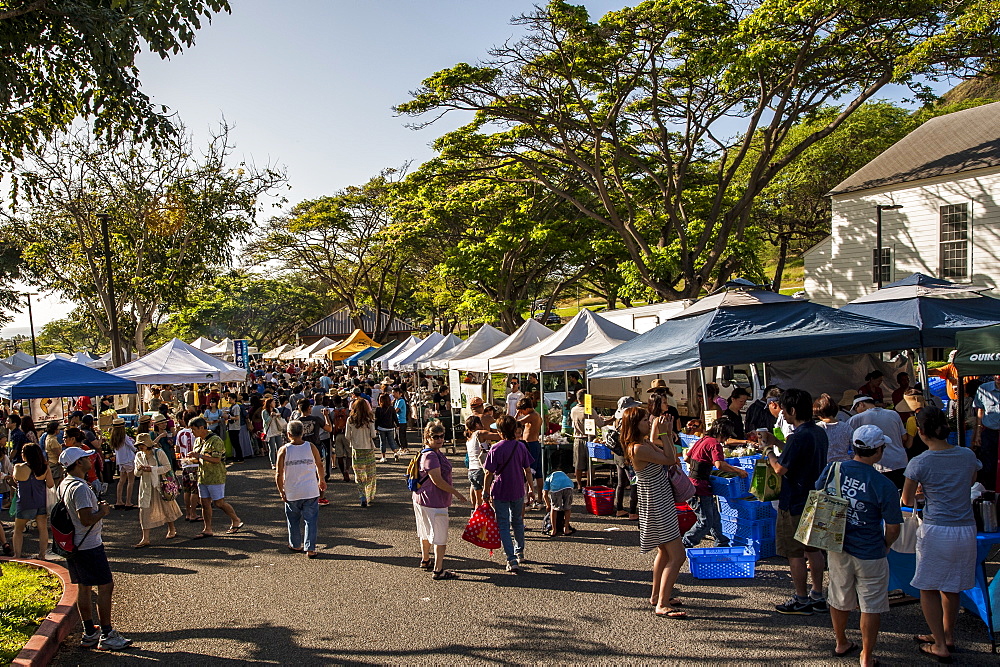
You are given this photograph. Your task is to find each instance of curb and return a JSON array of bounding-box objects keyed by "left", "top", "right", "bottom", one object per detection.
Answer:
[{"left": 1, "top": 557, "right": 80, "bottom": 667}]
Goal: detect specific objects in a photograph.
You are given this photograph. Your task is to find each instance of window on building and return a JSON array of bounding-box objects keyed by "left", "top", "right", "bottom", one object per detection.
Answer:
[
  {"left": 940, "top": 203, "right": 970, "bottom": 280},
  {"left": 872, "top": 247, "right": 891, "bottom": 285}
]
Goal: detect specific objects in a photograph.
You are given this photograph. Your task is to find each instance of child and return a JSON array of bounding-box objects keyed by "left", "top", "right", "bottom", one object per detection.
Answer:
[{"left": 542, "top": 453, "right": 576, "bottom": 536}]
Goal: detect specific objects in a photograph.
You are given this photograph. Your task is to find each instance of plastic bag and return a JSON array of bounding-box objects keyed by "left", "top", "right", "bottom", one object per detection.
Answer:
[
  {"left": 750, "top": 458, "right": 781, "bottom": 502},
  {"left": 462, "top": 503, "right": 501, "bottom": 552},
  {"left": 794, "top": 463, "right": 849, "bottom": 553}
]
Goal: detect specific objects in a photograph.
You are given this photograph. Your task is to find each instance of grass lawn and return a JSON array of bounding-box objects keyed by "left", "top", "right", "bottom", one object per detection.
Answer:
[{"left": 0, "top": 562, "right": 62, "bottom": 664}]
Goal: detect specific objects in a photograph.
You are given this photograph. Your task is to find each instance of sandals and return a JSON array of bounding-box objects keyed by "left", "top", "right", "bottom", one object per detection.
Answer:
[
  {"left": 419, "top": 559, "right": 434, "bottom": 571},
  {"left": 833, "top": 642, "right": 860, "bottom": 657},
  {"left": 917, "top": 644, "right": 952, "bottom": 663},
  {"left": 654, "top": 608, "right": 687, "bottom": 619},
  {"left": 192, "top": 532, "right": 213, "bottom": 539},
  {"left": 226, "top": 522, "right": 245, "bottom": 534},
  {"left": 432, "top": 569, "right": 458, "bottom": 580},
  {"left": 913, "top": 636, "right": 956, "bottom": 652},
  {"left": 132, "top": 542, "right": 150, "bottom": 549}
]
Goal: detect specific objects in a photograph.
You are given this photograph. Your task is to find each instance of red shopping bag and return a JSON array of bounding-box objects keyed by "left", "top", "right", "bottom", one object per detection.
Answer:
[{"left": 462, "top": 503, "right": 501, "bottom": 553}]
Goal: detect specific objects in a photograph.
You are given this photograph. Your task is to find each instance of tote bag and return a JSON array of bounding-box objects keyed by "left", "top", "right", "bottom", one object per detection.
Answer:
[
  {"left": 667, "top": 465, "right": 696, "bottom": 503},
  {"left": 890, "top": 507, "right": 920, "bottom": 554},
  {"left": 794, "top": 462, "right": 849, "bottom": 553},
  {"left": 750, "top": 457, "right": 781, "bottom": 502},
  {"left": 462, "top": 503, "right": 501, "bottom": 553}
]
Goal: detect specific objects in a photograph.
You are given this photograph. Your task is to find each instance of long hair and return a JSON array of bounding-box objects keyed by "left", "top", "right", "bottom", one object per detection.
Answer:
[
  {"left": 348, "top": 398, "right": 374, "bottom": 427},
  {"left": 110, "top": 423, "right": 126, "bottom": 450},
  {"left": 23, "top": 443, "right": 47, "bottom": 477},
  {"left": 619, "top": 406, "right": 648, "bottom": 466}
]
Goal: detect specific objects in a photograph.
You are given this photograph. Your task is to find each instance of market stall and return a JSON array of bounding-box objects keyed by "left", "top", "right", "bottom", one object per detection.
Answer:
[
  {"left": 355, "top": 338, "right": 404, "bottom": 367},
  {"left": 261, "top": 344, "right": 291, "bottom": 360},
  {"left": 189, "top": 336, "right": 218, "bottom": 351},
  {"left": 319, "top": 329, "right": 381, "bottom": 363},
  {"left": 384, "top": 333, "right": 442, "bottom": 371},
  {"left": 402, "top": 333, "right": 461, "bottom": 371},
  {"left": 3, "top": 351, "right": 38, "bottom": 370},
  {"left": 0, "top": 358, "right": 137, "bottom": 400},
  {"left": 420, "top": 324, "right": 508, "bottom": 371},
  {"left": 344, "top": 346, "right": 378, "bottom": 366},
  {"left": 110, "top": 338, "right": 247, "bottom": 385},
  {"left": 454, "top": 318, "right": 552, "bottom": 374}
]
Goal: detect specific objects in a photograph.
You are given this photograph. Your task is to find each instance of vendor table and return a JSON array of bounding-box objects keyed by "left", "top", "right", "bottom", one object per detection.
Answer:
[
  {"left": 116, "top": 414, "right": 139, "bottom": 428},
  {"left": 887, "top": 530, "right": 1000, "bottom": 653},
  {"left": 541, "top": 442, "right": 573, "bottom": 481}
]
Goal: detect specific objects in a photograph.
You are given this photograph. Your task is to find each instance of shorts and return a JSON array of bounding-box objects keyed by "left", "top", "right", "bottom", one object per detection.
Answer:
[
  {"left": 333, "top": 438, "right": 350, "bottom": 458},
  {"left": 468, "top": 468, "right": 485, "bottom": 490},
  {"left": 198, "top": 483, "right": 226, "bottom": 501},
  {"left": 776, "top": 510, "right": 818, "bottom": 559},
  {"left": 117, "top": 463, "right": 134, "bottom": 473},
  {"left": 524, "top": 441, "right": 542, "bottom": 479},
  {"left": 827, "top": 550, "right": 890, "bottom": 614},
  {"left": 573, "top": 437, "right": 589, "bottom": 472},
  {"left": 65, "top": 544, "right": 114, "bottom": 587},
  {"left": 413, "top": 500, "right": 449, "bottom": 546},
  {"left": 15, "top": 505, "right": 47, "bottom": 520},
  {"left": 549, "top": 487, "right": 574, "bottom": 512},
  {"left": 181, "top": 468, "right": 199, "bottom": 491}
]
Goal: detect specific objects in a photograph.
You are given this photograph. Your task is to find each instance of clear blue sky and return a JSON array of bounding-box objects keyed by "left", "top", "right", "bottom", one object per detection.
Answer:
[{"left": 1, "top": 0, "right": 954, "bottom": 336}]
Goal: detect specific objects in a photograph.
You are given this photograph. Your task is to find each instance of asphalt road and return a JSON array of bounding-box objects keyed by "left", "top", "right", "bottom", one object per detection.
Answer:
[{"left": 49, "top": 452, "right": 998, "bottom": 666}]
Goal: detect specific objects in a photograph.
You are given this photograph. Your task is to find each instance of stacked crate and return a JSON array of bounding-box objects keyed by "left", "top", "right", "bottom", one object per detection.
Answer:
[{"left": 719, "top": 497, "right": 777, "bottom": 559}]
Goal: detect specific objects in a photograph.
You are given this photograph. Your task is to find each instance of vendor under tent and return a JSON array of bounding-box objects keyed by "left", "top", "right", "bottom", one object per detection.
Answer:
[
  {"left": 320, "top": 329, "right": 381, "bottom": 362},
  {"left": 376, "top": 335, "right": 421, "bottom": 370},
  {"left": 111, "top": 338, "right": 247, "bottom": 384},
  {"left": 455, "top": 318, "right": 553, "bottom": 373},
  {"left": 278, "top": 344, "right": 305, "bottom": 361},
  {"left": 586, "top": 286, "right": 922, "bottom": 379},
  {"left": 841, "top": 273, "right": 1000, "bottom": 347},
  {"left": 261, "top": 344, "right": 290, "bottom": 360},
  {"left": 344, "top": 346, "right": 378, "bottom": 366},
  {"left": 386, "top": 332, "right": 445, "bottom": 371},
  {"left": 403, "top": 333, "right": 462, "bottom": 371},
  {"left": 0, "top": 358, "right": 137, "bottom": 400},
  {"left": 296, "top": 337, "right": 335, "bottom": 360},
  {"left": 189, "top": 336, "right": 218, "bottom": 351},
  {"left": 489, "top": 309, "right": 638, "bottom": 373},
  {"left": 359, "top": 338, "right": 403, "bottom": 366},
  {"left": 421, "top": 324, "right": 508, "bottom": 371},
  {"left": 4, "top": 351, "right": 38, "bottom": 370}
]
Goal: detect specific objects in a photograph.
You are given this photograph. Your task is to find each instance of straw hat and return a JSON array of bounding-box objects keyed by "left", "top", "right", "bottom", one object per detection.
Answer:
[
  {"left": 838, "top": 390, "right": 857, "bottom": 408},
  {"left": 111, "top": 417, "right": 125, "bottom": 426},
  {"left": 647, "top": 378, "right": 668, "bottom": 393},
  {"left": 135, "top": 433, "right": 154, "bottom": 447},
  {"left": 903, "top": 391, "right": 925, "bottom": 412},
  {"left": 152, "top": 414, "right": 167, "bottom": 424}
]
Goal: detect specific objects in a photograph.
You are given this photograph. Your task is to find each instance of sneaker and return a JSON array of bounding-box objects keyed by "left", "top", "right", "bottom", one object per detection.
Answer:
[
  {"left": 80, "top": 629, "right": 100, "bottom": 648},
  {"left": 514, "top": 550, "right": 526, "bottom": 564},
  {"left": 775, "top": 596, "right": 814, "bottom": 615},
  {"left": 98, "top": 629, "right": 133, "bottom": 651},
  {"left": 318, "top": 498, "right": 330, "bottom": 506},
  {"left": 360, "top": 499, "right": 368, "bottom": 508},
  {"left": 505, "top": 562, "right": 520, "bottom": 573},
  {"left": 809, "top": 596, "right": 828, "bottom": 613},
  {"left": 377, "top": 458, "right": 387, "bottom": 463}
]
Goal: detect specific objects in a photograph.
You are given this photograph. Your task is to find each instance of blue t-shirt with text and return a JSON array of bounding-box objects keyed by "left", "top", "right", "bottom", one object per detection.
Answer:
[{"left": 816, "top": 460, "right": 903, "bottom": 560}]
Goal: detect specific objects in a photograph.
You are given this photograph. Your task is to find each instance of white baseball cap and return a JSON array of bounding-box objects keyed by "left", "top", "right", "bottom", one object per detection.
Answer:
[
  {"left": 851, "top": 395, "right": 875, "bottom": 409},
  {"left": 59, "top": 446, "right": 97, "bottom": 467},
  {"left": 853, "top": 425, "right": 891, "bottom": 451}
]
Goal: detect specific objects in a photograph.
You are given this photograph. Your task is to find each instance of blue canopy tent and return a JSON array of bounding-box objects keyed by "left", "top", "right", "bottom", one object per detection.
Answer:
[
  {"left": 587, "top": 288, "right": 922, "bottom": 379},
  {"left": 0, "top": 358, "right": 138, "bottom": 400},
  {"left": 841, "top": 273, "right": 1000, "bottom": 347},
  {"left": 344, "top": 346, "right": 377, "bottom": 367}
]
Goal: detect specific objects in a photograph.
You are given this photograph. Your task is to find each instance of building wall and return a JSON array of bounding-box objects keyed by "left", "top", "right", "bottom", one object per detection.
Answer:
[{"left": 804, "top": 166, "right": 1000, "bottom": 306}]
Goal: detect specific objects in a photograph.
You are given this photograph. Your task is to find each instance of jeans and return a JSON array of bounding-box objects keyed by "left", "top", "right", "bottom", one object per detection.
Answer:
[
  {"left": 615, "top": 464, "right": 638, "bottom": 514},
  {"left": 494, "top": 497, "right": 526, "bottom": 564},
  {"left": 267, "top": 436, "right": 282, "bottom": 467},
  {"left": 284, "top": 497, "right": 319, "bottom": 552},
  {"left": 377, "top": 427, "right": 397, "bottom": 456},
  {"left": 319, "top": 439, "right": 332, "bottom": 479},
  {"left": 682, "top": 495, "right": 729, "bottom": 548}
]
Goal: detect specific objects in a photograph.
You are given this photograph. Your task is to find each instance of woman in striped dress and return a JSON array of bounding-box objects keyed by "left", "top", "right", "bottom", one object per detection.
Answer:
[{"left": 621, "top": 406, "right": 687, "bottom": 619}]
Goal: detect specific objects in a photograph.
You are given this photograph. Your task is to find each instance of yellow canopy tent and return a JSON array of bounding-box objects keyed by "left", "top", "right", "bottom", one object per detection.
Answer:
[{"left": 323, "top": 329, "right": 381, "bottom": 362}]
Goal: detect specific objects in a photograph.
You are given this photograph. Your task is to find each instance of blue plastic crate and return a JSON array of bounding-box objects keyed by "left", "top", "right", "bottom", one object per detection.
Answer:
[
  {"left": 679, "top": 433, "right": 699, "bottom": 448},
  {"left": 709, "top": 473, "right": 752, "bottom": 499},
  {"left": 719, "top": 497, "right": 777, "bottom": 521},
  {"left": 724, "top": 455, "right": 760, "bottom": 471},
  {"left": 686, "top": 546, "right": 756, "bottom": 579},
  {"left": 587, "top": 442, "right": 613, "bottom": 460},
  {"left": 722, "top": 517, "right": 776, "bottom": 542},
  {"left": 733, "top": 537, "right": 777, "bottom": 560}
]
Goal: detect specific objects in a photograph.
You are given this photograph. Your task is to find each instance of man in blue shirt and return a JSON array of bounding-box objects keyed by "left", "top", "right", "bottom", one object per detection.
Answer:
[
  {"left": 819, "top": 425, "right": 902, "bottom": 666},
  {"left": 393, "top": 386, "right": 409, "bottom": 455},
  {"left": 761, "top": 388, "right": 829, "bottom": 616},
  {"left": 972, "top": 379, "right": 1000, "bottom": 491}
]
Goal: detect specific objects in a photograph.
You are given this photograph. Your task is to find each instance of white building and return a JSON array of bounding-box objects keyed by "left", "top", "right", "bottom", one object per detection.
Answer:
[{"left": 804, "top": 101, "right": 1000, "bottom": 306}]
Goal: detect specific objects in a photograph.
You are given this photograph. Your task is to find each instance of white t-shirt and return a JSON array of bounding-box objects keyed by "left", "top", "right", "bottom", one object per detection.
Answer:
[
  {"left": 61, "top": 476, "right": 102, "bottom": 550},
  {"left": 466, "top": 433, "right": 486, "bottom": 471},
  {"left": 229, "top": 404, "right": 242, "bottom": 431},
  {"left": 175, "top": 428, "right": 197, "bottom": 469},
  {"left": 115, "top": 435, "right": 136, "bottom": 467},
  {"left": 849, "top": 408, "right": 908, "bottom": 472},
  {"left": 506, "top": 390, "right": 524, "bottom": 417}
]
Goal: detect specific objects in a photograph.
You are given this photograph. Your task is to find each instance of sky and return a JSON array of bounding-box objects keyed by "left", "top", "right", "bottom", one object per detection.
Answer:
[
  {"left": 2, "top": 0, "right": 626, "bottom": 337},
  {"left": 1, "top": 0, "right": 955, "bottom": 338}
]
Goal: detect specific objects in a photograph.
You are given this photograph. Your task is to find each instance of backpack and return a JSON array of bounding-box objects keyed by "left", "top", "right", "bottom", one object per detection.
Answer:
[
  {"left": 607, "top": 426, "right": 623, "bottom": 456},
  {"left": 50, "top": 478, "right": 96, "bottom": 559},
  {"left": 332, "top": 408, "right": 348, "bottom": 435},
  {"left": 405, "top": 447, "right": 435, "bottom": 492}
]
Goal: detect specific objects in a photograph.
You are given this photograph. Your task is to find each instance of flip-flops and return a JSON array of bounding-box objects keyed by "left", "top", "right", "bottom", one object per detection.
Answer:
[
  {"left": 918, "top": 644, "right": 952, "bottom": 663},
  {"left": 654, "top": 608, "right": 687, "bottom": 619},
  {"left": 833, "top": 642, "right": 859, "bottom": 657},
  {"left": 192, "top": 532, "right": 213, "bottom": 539},
  {"left": 913, "top": 636, "right": 956, "bottom": 651},
  {"left": 226, "top": 522, "right": 245, "bottom": 534},
  {"left": 432, "top": 570, "right": 458, "bottom": 580}
]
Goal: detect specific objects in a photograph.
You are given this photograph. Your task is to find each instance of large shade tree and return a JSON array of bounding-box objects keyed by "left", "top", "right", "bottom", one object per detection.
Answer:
[{"left": 397, "top": 0, "right": 1000, "bottom": 299}]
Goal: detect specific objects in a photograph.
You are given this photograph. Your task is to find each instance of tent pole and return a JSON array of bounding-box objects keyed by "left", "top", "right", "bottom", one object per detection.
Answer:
[
  {"left": 699, "top": 370, "right": 708, "bottom": 422},
  {"left": 917, "top": 348, "right": 930, "bottom": 401},
  {"left": 958, "top": 372, "right": 966, "bottom": 448}
]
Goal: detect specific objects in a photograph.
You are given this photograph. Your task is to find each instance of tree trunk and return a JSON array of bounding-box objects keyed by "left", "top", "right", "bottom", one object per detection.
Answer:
[{"left": 772, "top": 234, "right": 789, "bottom": 293}]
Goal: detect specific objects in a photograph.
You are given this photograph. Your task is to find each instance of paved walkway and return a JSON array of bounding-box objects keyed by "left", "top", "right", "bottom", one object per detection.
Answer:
[{"left": 49, "top": 454, "right": 997, "bottom": 665}]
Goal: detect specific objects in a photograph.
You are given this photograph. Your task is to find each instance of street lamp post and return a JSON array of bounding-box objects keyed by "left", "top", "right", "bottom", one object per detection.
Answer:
[
  {"left": 97, "top": 213, "right": 123, "bottom": 367},
  {"left": 24, "top": 292, "right": 38, "bottom": 364},
  {"left": 875, "top": 204, "right": 903, "bottom": 290}
]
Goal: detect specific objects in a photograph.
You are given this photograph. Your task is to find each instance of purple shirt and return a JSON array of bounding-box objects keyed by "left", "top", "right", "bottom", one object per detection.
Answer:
[
  {"left": 413, "top": 448, "right": 453, "bottom": 508},
  {"left": 484, "top": 439, "right": 531, "bottom": 502}
]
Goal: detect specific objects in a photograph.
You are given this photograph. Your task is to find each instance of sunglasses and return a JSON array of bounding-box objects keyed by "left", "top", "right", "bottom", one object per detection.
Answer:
[{"left": 430, "top": 434, "right": 445, "bottom": 440}]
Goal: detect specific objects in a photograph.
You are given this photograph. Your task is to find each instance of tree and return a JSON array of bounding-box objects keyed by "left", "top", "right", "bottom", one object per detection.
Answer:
[
  {"left": 397, "top": 0, "right": 1000, "bottom": 299},
  {"left": 160, "top": 271, "right": 328, "bottom": 349},
  {"left": 0, "top": 0, "right": 230, "bottom": 165},
  {"left": 34, "top": 308, "right": 104, "bottom": 355},
  {"left": 2, "top": 123, "right": 286, "bottom": 358},
  {"left": 252, "top": 169, "right": 413, "bottom": 342},
  {"left": 0, "top": 240, "right": 23, "bottom": 327}
]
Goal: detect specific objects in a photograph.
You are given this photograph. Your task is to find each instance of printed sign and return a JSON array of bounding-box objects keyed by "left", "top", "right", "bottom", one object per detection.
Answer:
[
  {"left": 234, "top": 339, "right": 250, "bottom": 369},
  {"left": 584, "top": 418, "right": 597, "bottom": 436},
  {"left": 584, "top": 393, "right": 593, "bottom": 415},
  {"left": 30, "top": 397, "right": 64, "bottom": 424},
  {"left": 703, "top": 410, "right": 717, "bottom": 429},
  {"left": 449, "top": 370, "right": 462, "bottom": 408}
]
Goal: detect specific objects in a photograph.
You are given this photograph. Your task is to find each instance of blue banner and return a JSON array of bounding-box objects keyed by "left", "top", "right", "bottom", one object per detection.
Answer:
[{"left": 234, "top": 339, "right": 250, "bottom": 369}]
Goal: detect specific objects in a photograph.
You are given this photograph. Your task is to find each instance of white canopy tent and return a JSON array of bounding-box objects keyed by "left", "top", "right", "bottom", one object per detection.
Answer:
[
  {"left": 453, "top": 318, "right": 553, "bottom": 373},
  {"left": 3, "top": 351, "right": 38, "bottom": 370},
  {"left": 111, "top": 338, "right": 247, "bottom": 384},
  {"left": 205, "top": 337, "right": 234, "bottom": 356},
  {"left": 420, "top": 324, "right": 508, "bottom": 370},
  {"left": 189, "top": 337, "right": 218, "bottom": 351},
  {"left": 402, "top": 333, "right": 462, "bottom": 371},
  {"left": 387, "top": 332, "right": 445, "bottom": 371},
  {"left": 0, "top": 360, "right": 20, "bottom": 376},
  {"left": 38, "top": 352, "right": 72, "bottom": 362},
  {"left": 69, "top": 351, "right": 106, "bottom": 369},
  {"left": 377, "top": 336, "right": 421, "bottom": 371},
  {"left": 488, "top": 309, "right": 638, "bottom": 373},
  {"left": 297, "top": 337, "right": 335, "bottom": 360},
  {"left": 278, "top": 344, "right": 305, "bottom": 361},
  {"left": 261, "top": 344, "right": 290, "bottom": 359}
]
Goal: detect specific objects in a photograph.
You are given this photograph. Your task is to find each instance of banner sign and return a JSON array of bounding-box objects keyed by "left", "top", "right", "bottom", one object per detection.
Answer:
[
  {"left": 234, "top": 339, "right": 250, "bottom": 369},
  {"left": 449, "top": 370, "right": 462, "bottom": 408}
]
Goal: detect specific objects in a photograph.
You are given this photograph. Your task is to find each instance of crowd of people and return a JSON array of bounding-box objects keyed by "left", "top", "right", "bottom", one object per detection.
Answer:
[{"left": 0, "top": 357, "right": 997, "bottom": 663}]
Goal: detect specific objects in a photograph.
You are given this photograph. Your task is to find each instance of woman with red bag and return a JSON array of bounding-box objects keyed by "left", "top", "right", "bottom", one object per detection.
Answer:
[{"left": 413, "top": 422, "right": 467, "bottom": 580}]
